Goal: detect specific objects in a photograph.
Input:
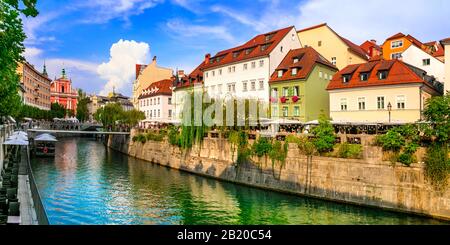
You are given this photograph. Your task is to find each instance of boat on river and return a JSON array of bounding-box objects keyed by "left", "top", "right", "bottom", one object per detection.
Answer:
[{"left": 33, "top": 133, "right": 57, "bottom": 157}]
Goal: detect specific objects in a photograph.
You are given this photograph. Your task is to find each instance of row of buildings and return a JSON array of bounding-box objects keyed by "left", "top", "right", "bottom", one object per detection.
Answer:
[
  {"left": 132, "top": 23, "right": 449, "bottom": 125},
  {"left": 16, "top": 62, "right": 79, "bottom": 114}
]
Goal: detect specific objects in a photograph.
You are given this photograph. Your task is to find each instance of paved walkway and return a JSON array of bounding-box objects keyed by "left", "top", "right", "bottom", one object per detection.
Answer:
[{"left": 17, "top": 148, "right": 38, "bottom": 225}]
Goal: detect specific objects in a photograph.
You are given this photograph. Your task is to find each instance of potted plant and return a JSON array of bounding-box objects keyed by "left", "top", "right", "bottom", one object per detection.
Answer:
[
  {"left": 270, "top": 97, "right": 277, "bottom": 103},
  {"left": 292, "top": 95, "right": 299, "bottom": 103},
  {"left": 280, "top": 96, "right": 288, "bottom": 103}
]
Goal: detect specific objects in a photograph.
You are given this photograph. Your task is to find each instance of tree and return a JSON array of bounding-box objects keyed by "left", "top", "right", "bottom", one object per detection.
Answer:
[
  {"left": 0, "top": 1, "right": 38, "bottom": 118},
  {"left": 76, "top": 89, "right": 89, "bottom": 122},
  {"left": 51, "top": 102, "right": 66, "bottom": 118},
  {"left": 312, "top": 114, "right": 336, "bottom": 153},
  {"left": 122, "top": 109, "right": 145, "bottom": 128},
  {"left": 94, "top": 103, "right": 124, "bottom": 131},
  {"left": 423, "top": 92, "right": 450, "bottom": 145}
]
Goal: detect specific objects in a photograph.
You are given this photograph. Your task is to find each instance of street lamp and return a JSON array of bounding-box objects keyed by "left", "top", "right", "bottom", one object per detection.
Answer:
[{"left": 387, "top": 102, "right": 392, "bottom": 123}]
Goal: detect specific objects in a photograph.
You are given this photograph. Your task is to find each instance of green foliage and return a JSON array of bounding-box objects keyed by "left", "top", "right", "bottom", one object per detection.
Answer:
[
  {"left": 51, "top": 102, "right": 66, "bottom": 118},
  {"left": 76, "top": 89, "right": 89, "bottom": 122},
  {"left": 94, "top": 103, "right": 123, "bottom": 131},
  {"left": 178, "top": 91, "right": 209, "bottom": 149},
  {"left": 252, "top": 137, "right": 272, "bottom": 158},
  {"left": 312, "top": 115, "right": 335, "bottom": 153},
  {"left": 132, "top": 134, "right": 147, "bottom": 143},
  {"left": 269, "top": 141, "right": 288, "bottom": 167},
  {"left": 424, "top": 144, "right": 450, "bottom": 190},
  {"left": 168, "top": 126, "right": 181, "bottom": 146},
  {"left": 146, "top": 131, "right": 164, "bottom": 142},
  {"left": 376, "top": 125, "right": 420, "bottom": 166},
  {"left": 337, "top": 143, "right": 363, "bottom": 159},
  {"left": 228, "top": 130, "right": 251, "bottom": 165},
  {"left": 122, "top": 109, "right": 145, "bottom": 127},
  {"left": 423, "top": 92, "right": 450, "bottom": 144}
]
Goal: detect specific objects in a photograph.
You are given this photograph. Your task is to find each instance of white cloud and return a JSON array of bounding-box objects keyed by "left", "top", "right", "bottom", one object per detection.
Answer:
[
  {"left": 22, "top": 12, "right": 60, "bottom": 45},
  {"left": 166, "top": 19, "right": 235, "bottom": 43},
  {"left": 74, "top": 0, "right": 164, "bottom": 24},
  {"left": 296, "top": 0, "right": 450, "bottom": 44},
  {"left": 97, "top": 39, "right": 150, "bottom": 96},
  {"left": 24, "top": 47, "right": 43, "bottom": 60}
]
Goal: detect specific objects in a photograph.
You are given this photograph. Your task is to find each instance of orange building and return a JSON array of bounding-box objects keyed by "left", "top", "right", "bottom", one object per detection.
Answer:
[
  {"left": 381, "top": 33, "right": 424, "bottom": 60},
  {"left": 17, "top": 61, "right": 52, "bottom": 110},
  {"left": 50, "top": 68, "right": 78, "bottom": 115}
]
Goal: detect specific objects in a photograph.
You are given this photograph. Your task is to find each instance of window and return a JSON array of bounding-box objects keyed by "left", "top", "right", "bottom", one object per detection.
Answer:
[
  {"left": 168, "top": 110, "right": 172, "bottom": 118},
  {"left": 259, "top": 60, "right": 264, "bottom": 67},
  {"left": 318, "top": 41, "right": 322, "bottom": 47},
  {"left": 292, "top": 68, "right": 298, "bottom": 76},
  {"left": 242, "top": 81, "right": 248, "bottom": 92},
  {"left": 360, "top": 72, "right": 369, "bottom": 81},
  {"left": 233, "top": 52, "right": 239, "bottom": 58},
  {"left": 324, "top": 73, "right": 328, "bottom": 80},
  {"left": 293, "top": 86, "right": 299, "bottom": 96},
  {"left": 218, "top": 84, "right": 222, "bottom": 93},
  {"left": 150, "top": 110, "right": 152, "bottom": 118},
  {"left": 282, "top": 87, "right": 289, "bottom": 97},
  {"left": 158, "top": 98, "right": 160, "bottom": 104},
  {"left": 149, "top": 99, "right": 151, "bottom": 106},
  {"left": 378, "top": 70, "right": 388, "bottom": 80},
  {"left": 342, "top": 74, "right": 351, "bottom": 83},
  {"left": 282, "top": 107, "right": 288, "bottom": 117},
  {"left": 397, "top": 95, "right": 405, "bottom": 109},
  {"left": 422, "top": 58, "right": 430, "bottom": 66},
  {"left": 259, "top": 80, "right": 264, "bottom": 90},
  {"left": 280, "top": 46, "right": 283, "bottom": 52},
  {"left": 158, "top": 109, "right": 160, "bottom": 117},
  {"left": 205, "top": 72, "right": 208, "bottom": 78},
  {"left": 232, "top": 66, "right": 236, "bottom": 72},
  {"left": 219, "top": 69, "right": 222, "bottom": 75},
  {"left": 293, "top": 57, "right": 299, "bottom": 63},
  {"left": 377, "top": 96, "right": 385, "bottom": 109},
  {"left": 251, "top": 81, "right": 256, "bottom": 91},
  {"left": 168, "top": 98, "right": 172, "bottom": 105},
  {"left": 227, "top": 83, "right": 232, "bottom": 92},
  {"left": 391, "top": 40, "right": 403, "bottom": 48},
  {"left": 61, "top": 85, "right": 65, "bottom": 93},
  {"left": 391, "top": 52, "right": 402, "bottom": 59},
  {"left": 358, "top": 97, "right": 366, "bottom": 110},
  {"left": 331, "top": 57, "right": 336, "bottom": 66},
  {"left": 243, "top": 64, "right": 248, "bottom": 70},
  {"left": 277, "top": 70, "right": 283, "bottom": 77},
  {"left": 271, "top": 88, "right": 278, "bottom": 99},
  {"left": 232, "top": 83, "right": 236, "bottom": 93},
  {"left": 228, "top": 67, "right": 231, "bottom": 73},
  {"left": 272, "top": 106, "right": 278, "bottom": 117},
  {"left": 340, "top": 98, "right": 347, "bottom": 111},
  {"left": 212, "top": 71, "right": 215, "bottom": 76},
  {"left": 251, "top": 62, "right": 256, "bottom": 68},
  {"left": 293, "top": 106, "right": 300, "bottom": 116}
]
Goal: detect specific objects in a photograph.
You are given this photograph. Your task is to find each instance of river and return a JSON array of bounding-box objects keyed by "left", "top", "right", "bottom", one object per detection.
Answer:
[{"left": 31, "top": 138, "right": 446, "bottom": 225}]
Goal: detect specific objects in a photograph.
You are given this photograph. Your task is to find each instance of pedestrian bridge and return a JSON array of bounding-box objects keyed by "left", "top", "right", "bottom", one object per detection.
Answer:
[{"left": 27, "top": 129, "right": 130, "bottom": 135}]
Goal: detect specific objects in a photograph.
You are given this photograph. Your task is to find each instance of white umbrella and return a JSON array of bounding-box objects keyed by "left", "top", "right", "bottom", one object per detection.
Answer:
[
  {"left": 8, "top": 134, "right": 28, "bottom": 141},
  {"left": 35, "top": 134, "right": 58, "bottom": 142},
  {"left": 12, "top": 131, "right": 28, "bottom": 137},
  {"left": 4, "top": 137, "right": 29, "bottom": 146}
]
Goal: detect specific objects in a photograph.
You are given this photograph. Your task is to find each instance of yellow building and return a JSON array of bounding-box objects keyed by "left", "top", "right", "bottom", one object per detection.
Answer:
[
  {"left": 132, "top": 56, "right": 173, "bottom": 108},
  {"left": 327, "top": 59, "right": 443, "bottom": 123},
  {"left": 297, "top": 23, "right": 368, "bottom": 70}
]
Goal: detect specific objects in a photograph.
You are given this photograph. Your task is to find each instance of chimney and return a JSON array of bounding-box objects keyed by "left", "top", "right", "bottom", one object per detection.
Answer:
[
  {"left": 204, "top": 53, "right": 211, "bottom": 64},
  {"left": 370, "top": 39, "right": 377, "bottom": 44},
  {"left": 178, "top": 70, "right": 185, "bottom": 77},
  {"left": 152, "top": 56, "right": 157, "bottom": 65}
]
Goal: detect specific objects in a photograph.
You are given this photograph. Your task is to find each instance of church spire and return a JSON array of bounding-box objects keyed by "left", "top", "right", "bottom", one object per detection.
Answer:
[
  {"left": 42, "top": 61, "right": 48, "bottom": 77},
  {"left": 61, "top": 67, "right": 66, "bottom": 79}
]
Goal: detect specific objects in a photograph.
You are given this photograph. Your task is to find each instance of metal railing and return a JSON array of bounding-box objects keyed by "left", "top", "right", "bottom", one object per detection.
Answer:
[{"left": 26, "top": 150, "right": 49, "bottom": 225}]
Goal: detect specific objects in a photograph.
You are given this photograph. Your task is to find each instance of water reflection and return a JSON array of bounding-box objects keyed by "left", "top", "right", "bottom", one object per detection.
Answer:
[{"left": 31, "top": 138, "right": 446, "bottom": 225}]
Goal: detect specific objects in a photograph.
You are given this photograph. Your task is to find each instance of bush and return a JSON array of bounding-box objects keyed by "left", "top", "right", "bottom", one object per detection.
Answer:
[
  {"left": 168, "top": 126, "right": 180, "bottom": 146},
  {"left": 269, "top": 141, "right": 288, "bottom": 168},
  {"left": 337, "top": 143, "right": 362, "bottom": 159},
  {"left": 424, "top": 144, "right": 450, "bottom": 190},
  {"left": 133, "top": 134, "right": 146, "bottom": 143},
  {"left": 146, "top": 131, "right": 164, "bottom": 141},
  {"left": 376, "top": 130, "right": 404, "bottom": 151},
  {"left": 252, "top": 137, "right": 272, "bottom": 158},
  {"left": 398, "top": 153, "right": 414, "bottom": 166},
  {"left": 376, "top": 125, "right": 420, "bottom": 166}
]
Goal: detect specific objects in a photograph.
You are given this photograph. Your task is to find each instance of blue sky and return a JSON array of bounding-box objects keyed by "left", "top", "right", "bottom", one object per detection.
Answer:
[{"left": 22, "top": 0, "right": 450, "bottom": 96}]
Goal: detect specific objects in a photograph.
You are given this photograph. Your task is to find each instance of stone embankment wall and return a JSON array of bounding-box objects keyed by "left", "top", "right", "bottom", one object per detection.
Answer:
[{"left": 108, "top": 131, "right": 450, "bottom": 221}]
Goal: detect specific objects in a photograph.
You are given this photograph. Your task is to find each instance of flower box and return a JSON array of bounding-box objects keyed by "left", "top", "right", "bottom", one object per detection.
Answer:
[
  {"left": 270, "top": 97, "right": 277, "bottom": 103},
  {"left": 280, "top": 96, "right": 288, "bottom": 103},
  {"left": 292, "top": 95, "right": 299, "bottom": 103}
]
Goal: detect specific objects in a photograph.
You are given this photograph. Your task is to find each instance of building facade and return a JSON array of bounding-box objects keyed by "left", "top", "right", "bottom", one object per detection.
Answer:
[
  {"left": 87, "top": 95, "right": 110, "bottom": 121},
  {"left": 360, "top": 40, "right": 382, "bottom": 58},
  {"left": 297, "top": 23, "right": 368, "bottom": 70},
  {"left": 442, "top": 38, "right": 450, "bottom": 93},
  {"left": 269, "top": 47, "right": 338, "bottom": 122},
  {"left": 50, "top": 69, "right": 78, "bottom": 114},
  {"left": 381, "top": 33, "right": 424, "bottom": 60},
  {"left": 327, "top": 59, "right": 444, "bottom": 123},
  {"left": 138, "top": 79, "right": 173, "bottom": 125},
  {"left": 108, "top": 92, "right": 134, "bottom": 112},
  {"left": 16, "top": 62, "right": 52, "bottom": 110},
  {"left": 402, "top": 44, "right": 445, "bottom": 83},
  {"left": 132, "top": 56, "right": 173, "bottom": 108},
  {"left": 202, "top": 26, "right": 302, "bottom": 102}
]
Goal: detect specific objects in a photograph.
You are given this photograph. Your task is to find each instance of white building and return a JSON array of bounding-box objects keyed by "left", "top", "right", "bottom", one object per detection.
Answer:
[
  {"left": 202, "top": 26, "right": 302, "bottom": 102},
  {"left": 138, "top": 79, "right": 174, "bottom": 126},
  {"left": 402, "top": 44, "right": 445, "bottom": 84},
  {"left": 441, "top": 38, "right": 450, "bottom": 93}
]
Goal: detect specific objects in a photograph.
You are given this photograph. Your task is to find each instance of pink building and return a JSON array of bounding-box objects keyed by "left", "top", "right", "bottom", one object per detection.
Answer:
[{"left": 50, "top": 68, "right": 78, "bottom": 115}]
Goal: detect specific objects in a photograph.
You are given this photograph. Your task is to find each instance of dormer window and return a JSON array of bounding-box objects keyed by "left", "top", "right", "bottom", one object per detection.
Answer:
[
  {"left": 342, "top": 74, "right": 352, "bottom": 83},
  {"left": 265, "top": 34, "right": 274, "bottom": 41},
  {"left": 292, "top": 68, "right": 298, "bottom": 76},
  {"left": 360, "top": 72, "right": 369, "bottom": 81},
  {"left": 293, "top": 58, "right": 299, "bottom": 63},
  {"left": 278, "top": 70, "right": 283, "bottom": 78},
  {"left": 378, "top": 70, "right": 388, "bottom": 80},
  {"left": 233, "top": 52, "right": 239, "bottom": 58}
]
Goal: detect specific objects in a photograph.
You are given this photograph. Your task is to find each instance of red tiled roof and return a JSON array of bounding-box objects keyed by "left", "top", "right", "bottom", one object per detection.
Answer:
[
  {"left": 384, "top": 32, "right": 424, "bottom": 49},
  {"left": 138, "top": 79, "right": 173, "bottom": 99},
  {"left": 326, "top": 59, "right": 441, "bottom": 93},
  {"left": 386, "top": 32, "right": 406, "bottom": 41},
  {"left": 424, "top": 41, "right": 445, "bottom": 58},
  {"left": 269, "top": 47, "right": 337, "bottom": 83},
  {"left": 441, "top": 37, "right": 450, "bottom": 43},
  {"left": 297, "top": 23, "right": 368, "bottom": 60},
  {"left": 174, "top": 61, "right": 206, "bottom": 89},
  {"left": 202, "top": 26, "right": 295, "bottom": 70},
  {"left": 360, "top": 40, "right": 382, "bottom": 54}
]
